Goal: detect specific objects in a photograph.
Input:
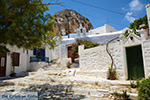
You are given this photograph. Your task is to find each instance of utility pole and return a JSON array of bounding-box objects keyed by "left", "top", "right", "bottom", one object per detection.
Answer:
[
  {"left": 67, "top": 17, "right": 70, "bottom": 38},
  {"left": 58, "top": 24, "right": 61, "bottom": 36},
  {"left": 66, "top": 14, "right": 75, "bottom": 38}
]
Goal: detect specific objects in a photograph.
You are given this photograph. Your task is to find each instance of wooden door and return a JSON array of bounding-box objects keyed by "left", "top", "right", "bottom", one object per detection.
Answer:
[
  {"left": 126, "top": 45, "right": 145, "bottom": 79},
  {"left": 0, "top": 56, "right": 6, "bottom": 77}
]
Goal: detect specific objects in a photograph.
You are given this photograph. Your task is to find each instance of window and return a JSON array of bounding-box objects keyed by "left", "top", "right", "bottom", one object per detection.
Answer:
[
  {"left": 1, "top": 57, "right": 5, "bottom": 67},
  {"left": 12, "top": 52, "right": 20, "bottom": 66}
]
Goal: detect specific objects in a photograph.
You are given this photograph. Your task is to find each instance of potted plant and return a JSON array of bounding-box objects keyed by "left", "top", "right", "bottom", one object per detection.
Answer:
[{"left": 108, "top": 67, "right": 117, "bottom": 80}]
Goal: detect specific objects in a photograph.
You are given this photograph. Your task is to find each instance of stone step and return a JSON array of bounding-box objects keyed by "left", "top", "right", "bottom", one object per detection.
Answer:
[
  {"left": 76, "top": 70, "right": 108, "bottom": 79},
  {"left": 1, "top": 77, "right": 138, "bottom": 100},
  {"left": 0, "top": 81, "right": 15, "bottom": 86},
  {"left": 3, "top": 78, "right": 137, "bottom": 97},
  {"left": 28, "top": 72, "right": 37, "bottom": 76},
  {"left": 82, "top": 97, "right": 109, "bottom": 100},
  {"left": 45, "top": 67, "right": 64, "bottom": 70},
  {"left": 6, "top": 75, "right": 130, "bottom": 88},
  {"left": 46, "top": 63, "right": 64, "bottom": 69},
  {"left": 28, "top": 69, "right": 64, "bottom": 76}
]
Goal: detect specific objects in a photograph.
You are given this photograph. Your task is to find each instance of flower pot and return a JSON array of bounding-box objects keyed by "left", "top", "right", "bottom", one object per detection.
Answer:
[{"left": 10, "top": 73, "right": 16, "bottom": 77}]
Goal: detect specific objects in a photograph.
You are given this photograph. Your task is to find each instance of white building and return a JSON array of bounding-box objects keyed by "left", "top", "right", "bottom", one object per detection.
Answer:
[
  {"left": 89, "top": 23, "right": 118, "bottom": 35},
  {"left": 0, "top": 45, "right": 29, "bottom": 77},
  {"left": 0, "top": 45, "right": 53, "bottom": 77}
]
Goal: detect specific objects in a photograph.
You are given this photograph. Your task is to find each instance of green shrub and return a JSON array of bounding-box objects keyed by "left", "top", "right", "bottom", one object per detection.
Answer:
[
  {"left": 124, "top": 29, "right": 139, "bottom": 37},
  {"left": 113, "top": 91, "right": 122, "bottom": 99},
  {"left": 113, "top": 90, "right": 131, "bottom": 100},
  {"left": 124, "top": 30, "right": 130, "bottom": 37},
  {"left": 138, "top": 77, "right": 150, "bottom": 100},
  {"left": 108, "top": 67, "right": 117, "bottom": 80},
  {"left": 130, "top": 79, "right": 140, "bottom": 88}
]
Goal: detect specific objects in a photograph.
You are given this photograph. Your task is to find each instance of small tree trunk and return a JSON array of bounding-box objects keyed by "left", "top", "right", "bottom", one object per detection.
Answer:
[{"left": 71, "top": 57, "right": 75, "bottom": 63}]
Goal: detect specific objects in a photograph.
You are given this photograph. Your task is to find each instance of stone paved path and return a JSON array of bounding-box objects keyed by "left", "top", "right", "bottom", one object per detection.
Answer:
[{"left": 0, "top": 64, "right": 138, "bottom": 100}]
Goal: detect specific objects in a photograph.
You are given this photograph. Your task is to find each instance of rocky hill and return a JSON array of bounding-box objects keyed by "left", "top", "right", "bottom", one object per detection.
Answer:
[{"left": 54, "top": 9, "right": 93, "bottom": 35}]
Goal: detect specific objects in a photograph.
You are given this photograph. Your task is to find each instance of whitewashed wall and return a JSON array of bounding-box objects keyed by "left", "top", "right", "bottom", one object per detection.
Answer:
[
  {"left": 79, "top": 45, "right": 111, "bottom": 70},
  {"left": 142, "top": 40, "right": 150, "bottom": 78},
  {"left": 6, "top": 46, "right": 29, "bottom": 76},
  {"left": 146, "top": 4, "right": 150, "bottom": 34},
  {"left": 79, "top": 41, "right": 125, "bottom": 80},
  {"left": 45, "top": 46, "right": 54, "bottom": 61},
  {"left": 30, "top": 62, "right": 48, "bottom": 71}
]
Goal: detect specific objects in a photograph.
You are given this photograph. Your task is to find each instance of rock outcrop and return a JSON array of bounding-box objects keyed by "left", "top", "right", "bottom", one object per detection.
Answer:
[{"left": 54, "top": 9, "right": 93, "bottom": 35}]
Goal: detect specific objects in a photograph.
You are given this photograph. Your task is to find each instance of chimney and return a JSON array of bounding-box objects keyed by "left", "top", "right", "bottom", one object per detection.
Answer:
[{"left": 146, "top": 4, "right": 150, "bottom": 35}]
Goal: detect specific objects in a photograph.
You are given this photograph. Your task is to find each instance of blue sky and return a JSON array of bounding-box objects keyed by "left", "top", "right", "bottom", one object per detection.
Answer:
[{"left": 43, "top": 0, "right": 150, "bottom": 30}]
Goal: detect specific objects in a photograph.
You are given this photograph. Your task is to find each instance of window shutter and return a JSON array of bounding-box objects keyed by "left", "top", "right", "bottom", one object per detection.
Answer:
[
  {"left": 33, "top": 48, "right": 37, "bottom": 55},
  {"left": 41, "top": 49, "right": 45, "bottom": 57},
  {"left": 13, "top": 53, "right": 20, "bottom": 66}
]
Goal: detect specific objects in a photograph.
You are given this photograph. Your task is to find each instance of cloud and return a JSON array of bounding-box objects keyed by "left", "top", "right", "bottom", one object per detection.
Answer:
[
  {"left": 129, "top": 0, "right": 144, "bottom": 11},
  {"left": 122, "top": 7, "right": 127, "bottom": 11},
  {"left": 125, "top": 12, "right": 136, "bottom": 23},
  {"left": 123, "top": 0, "right": 144, "bottom": 22}
]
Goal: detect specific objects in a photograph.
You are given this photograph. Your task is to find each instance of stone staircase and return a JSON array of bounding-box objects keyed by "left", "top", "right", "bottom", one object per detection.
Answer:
[
  {"left": 0, "top": 65, "right": 138, "bottom": 100},
  {"left": 76, "top": 70, "right": 108, "bottom": 79}
]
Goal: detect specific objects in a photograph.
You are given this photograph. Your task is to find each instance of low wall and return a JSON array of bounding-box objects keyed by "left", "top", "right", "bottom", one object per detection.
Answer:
[
  {"left": 30, "top": 62, "right": 48, "bottom": 71},
  {"left": 79, "top": 41, "right": 125, "bottom": 80}
]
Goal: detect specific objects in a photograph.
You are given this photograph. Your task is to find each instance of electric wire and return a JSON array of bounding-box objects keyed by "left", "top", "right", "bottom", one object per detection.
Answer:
[
  {"left": 70, "top": 0, "right": 139, "bottom": 18},
  {"left": 64, "top": 5, "right": 129, "bottom": 27}
]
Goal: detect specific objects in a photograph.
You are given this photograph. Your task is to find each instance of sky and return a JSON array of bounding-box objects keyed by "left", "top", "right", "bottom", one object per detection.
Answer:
[{"left": 43, "top": 0, "right": 150, "bottom": 31}]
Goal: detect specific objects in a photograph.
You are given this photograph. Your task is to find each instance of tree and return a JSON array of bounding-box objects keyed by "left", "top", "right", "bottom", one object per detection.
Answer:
[
  {"left": 124, "top": 15, "right": 148, "bottom": 37},
  {"left": 0, "top": 0, "right": 62, "bottom": 55},
  {"left": 129, "top": 15, "right": 148, "bottom": 29}
]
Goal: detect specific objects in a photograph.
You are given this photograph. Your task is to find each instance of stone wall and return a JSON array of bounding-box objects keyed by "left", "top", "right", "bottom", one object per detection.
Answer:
[
  {"left": 142, "top": 40, "right": 150, "bottom": 77},
  {"left": 79, "top": 45, "right": 110, "bottom": 70},
  {"left": 79, "top": 41, "right": 125, "bottom": 80},
  {"left": 109, "top": 42, "right": 125, "bottom": 80}
]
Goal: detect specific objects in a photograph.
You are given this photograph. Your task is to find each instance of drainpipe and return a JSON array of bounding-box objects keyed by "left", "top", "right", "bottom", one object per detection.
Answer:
[{"left": 67, "top": 18, "right": 70, "bottom": 38}]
